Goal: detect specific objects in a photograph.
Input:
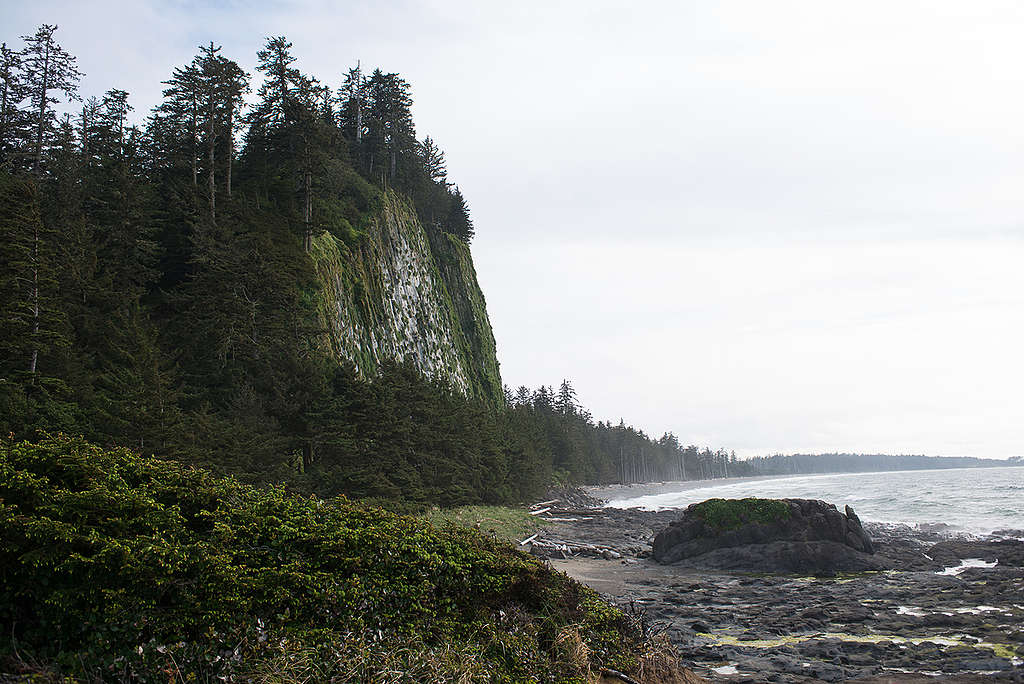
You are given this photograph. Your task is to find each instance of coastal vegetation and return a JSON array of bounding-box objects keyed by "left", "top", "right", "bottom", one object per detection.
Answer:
[
  {"left": 0, "top": 435, "right": 649, "bottom": 681},
  {"left": 689, "top": 498, "right": 791, "bottom": 532}
]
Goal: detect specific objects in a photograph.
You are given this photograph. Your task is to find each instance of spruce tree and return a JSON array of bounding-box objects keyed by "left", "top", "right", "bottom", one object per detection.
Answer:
[
  {"left": 556, "top": 379, "right": 578, "bottom": 416},
  {"left": 446, "top": 185, "right": 474, "bottom": 243},
  {"left": 0, "top": 42, "right": 30, "bottom": 168},
  {"left": 193, "top": 43, "right": 248, "bottom": 222},
  {"left": 252, "top": 36, "right": 301, "bottom": 131},
  {"left": 0, "top": 171, "right": 76, "bottom": 438},
  {"left": 419, "top": 136, "right": 446, "bottom": 182},
  {"left": 364, "top": 69, "right": 415, "bottom": 186},
  {"left": 19, "top": 25, "right": 82, "bottom": 171},
  {"left": 155, "top": 62, "right": 201, "bottom": 186},
  {"left": 338, "top": 63, "right": 365, "bottom": 145}
]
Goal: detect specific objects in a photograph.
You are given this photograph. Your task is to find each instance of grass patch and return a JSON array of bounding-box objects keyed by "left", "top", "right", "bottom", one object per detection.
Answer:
[
  {"left": 0, "top": 435, "right": 643, "bottom": 682},
  {"left": 424, "top": 505, "right": 547, "bottom": 544},
  {"left": 691, "top": 497, "right": 792, "bottom": 531}
]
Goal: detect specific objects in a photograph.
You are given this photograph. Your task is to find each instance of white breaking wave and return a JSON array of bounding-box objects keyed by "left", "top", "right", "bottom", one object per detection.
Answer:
[{"left": 606, "top": 466, "right": 1024, "bottom": 536}]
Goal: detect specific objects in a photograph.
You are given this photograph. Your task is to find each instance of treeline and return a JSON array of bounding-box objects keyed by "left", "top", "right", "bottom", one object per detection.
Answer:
[
  {"left": 0, "top": 27, "right": 473, "bottom": 241},
  {"left": 0, "top": 25, "right": 743, "bottom": 505},
  {"left": 740, "top": 452, "right": 1020, "bottom": 476},
  {"left": 505, "top": 381, "right": 740, "bottom": 485}
]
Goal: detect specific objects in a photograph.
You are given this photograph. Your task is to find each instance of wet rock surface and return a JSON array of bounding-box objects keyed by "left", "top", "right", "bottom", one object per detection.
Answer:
[
  {"left": 652, "top": 499, "right": 877, "bottom": 572},
  {"left": 533, "top": 496, "right": 1024, "bottom": 682}
]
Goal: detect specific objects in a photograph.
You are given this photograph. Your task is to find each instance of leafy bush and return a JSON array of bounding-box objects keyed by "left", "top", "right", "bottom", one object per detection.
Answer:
[
  {"left": 0, "top": 435, "right": 642, "bottom": 682},
  {"left": 690, "top": 497, "right": 792, "bottom": 531}
]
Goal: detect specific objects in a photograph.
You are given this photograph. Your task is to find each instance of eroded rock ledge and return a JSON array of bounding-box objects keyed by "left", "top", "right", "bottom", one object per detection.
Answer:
[{"left": 652, "top": 498, "right": 879, "bottom": 573}]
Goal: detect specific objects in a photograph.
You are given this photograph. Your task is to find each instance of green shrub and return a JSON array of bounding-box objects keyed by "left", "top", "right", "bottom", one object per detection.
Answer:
[
  {"left": 0, "top": 435, "right": 641, "bottom": 682},
  {"left": 690, "top": 497, "right": 792, "bottom": 531}
]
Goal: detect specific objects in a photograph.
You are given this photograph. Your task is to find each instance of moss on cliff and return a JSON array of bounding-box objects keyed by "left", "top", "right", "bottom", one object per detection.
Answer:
[{"left": 310, "top": 190, "right": 502, "bottom": 403}]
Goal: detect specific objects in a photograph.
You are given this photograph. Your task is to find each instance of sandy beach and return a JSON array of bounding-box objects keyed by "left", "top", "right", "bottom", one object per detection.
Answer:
[{"left": 586, "top": 475, "right": 800, "bottom": 505}]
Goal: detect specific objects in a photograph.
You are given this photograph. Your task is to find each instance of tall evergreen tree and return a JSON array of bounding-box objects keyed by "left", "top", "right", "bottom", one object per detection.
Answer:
[
  {"left": 96, "top": 89, "right": 131, "bottom": 159},
  {"left": 251, "top": 36, "right": 301, "bottom": 131},
  {"left": 364, "top": 69, "right": 415, "bottom": 186},
  {"left": 419, "top": 136, "right": 446, "bottom": 183},
  {"left": 0, "top": 42, "right": 30, "bottom": 167},
  {"left": 19, "top": 25, "right": 82, "bottom": 171},
  {"left": 154, "top": 62, "right": 201, "bottom": 186},
  {"left": 193, "top": 42, "right": 249, "bottom": 222},
  {"left": 447, "top": 185, "right": 474, "bottom": 243},
  {"left": 220, "top": 58, "right": 249, "bottom": 199},
  {"left": 556, "top": 379, "right": 578, "bottom": 416},
  {"left": 338, "top": 62, "right": 365, "bottom": 144},
  {"left": 0, "top": 171, "right": 75, "bottom": 440},
  {"left": 77, "top": 95, "right": 101, "bottom": 159}
]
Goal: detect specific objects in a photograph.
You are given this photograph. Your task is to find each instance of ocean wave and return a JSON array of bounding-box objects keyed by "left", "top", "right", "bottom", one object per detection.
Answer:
[{"left": 611, "top": 467, "right": 1024, "bottom": 534}]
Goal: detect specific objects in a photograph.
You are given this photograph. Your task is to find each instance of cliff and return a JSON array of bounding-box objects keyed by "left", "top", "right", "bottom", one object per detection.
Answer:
[{"left": 311, "top": 191, "right": 502, "bottom": 403}]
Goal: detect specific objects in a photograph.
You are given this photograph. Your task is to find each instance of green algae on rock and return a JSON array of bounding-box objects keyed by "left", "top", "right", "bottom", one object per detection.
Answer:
[{"left": 690, "top": 497, "right": 792, "bottom": 531}]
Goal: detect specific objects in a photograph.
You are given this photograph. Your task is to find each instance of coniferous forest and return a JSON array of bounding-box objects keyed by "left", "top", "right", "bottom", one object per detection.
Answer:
[{"left": 0, "top": 26, "right": 745, "bottom": 507}]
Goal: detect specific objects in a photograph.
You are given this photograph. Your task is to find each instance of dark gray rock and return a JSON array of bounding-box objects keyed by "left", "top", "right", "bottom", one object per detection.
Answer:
[
  {"left": 652, "top": 498, "right": 877, "bottom": 572},
  {"left": 671, "top": 540, "right": 887, "bottom": 573}
]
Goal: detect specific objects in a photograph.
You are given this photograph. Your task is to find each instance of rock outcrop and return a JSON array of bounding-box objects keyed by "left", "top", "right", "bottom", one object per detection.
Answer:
[{"left": 652, "top": 498, "right": 879, "bottom": 573}]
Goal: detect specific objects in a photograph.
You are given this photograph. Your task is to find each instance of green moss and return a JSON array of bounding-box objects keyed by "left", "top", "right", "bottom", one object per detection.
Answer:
[
  {"left": 691, "top": 498, "right": 792, "bottom": 531},
  {"left": 309, "top": 232, "right": 346, "bottom": 357},
  {"left": 699, "top": 630, "right": 1019, "bottom": 660},
  {"left": 309, "top": 189, "right": 503, "bottom": 404},
  {"left": 425, "top": 229, "right": 502, "bottom": 403},
  {"left": 0, "top": 436, "right": 643, "bottom": 682}
]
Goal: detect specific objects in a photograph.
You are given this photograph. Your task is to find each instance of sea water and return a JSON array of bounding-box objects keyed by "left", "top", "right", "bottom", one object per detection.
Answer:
[{"left": 606, "top": 466, "right": 1024, "bottom": 537}]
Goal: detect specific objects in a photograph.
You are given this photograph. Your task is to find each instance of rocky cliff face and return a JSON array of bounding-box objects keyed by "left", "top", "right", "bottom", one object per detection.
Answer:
[{"left": 311, "top": 192, "right": 502, "bottom": 403}]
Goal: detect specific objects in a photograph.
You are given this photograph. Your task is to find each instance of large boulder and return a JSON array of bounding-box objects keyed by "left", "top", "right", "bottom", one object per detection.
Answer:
[{"left": 652, "top": 498, "right": 879, "bottom": 573}]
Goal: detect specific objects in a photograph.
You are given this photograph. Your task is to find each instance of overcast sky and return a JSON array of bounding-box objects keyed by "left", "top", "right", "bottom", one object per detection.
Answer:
[{"left": 4, "top": 1, "right": 1023, "bottom": 458}]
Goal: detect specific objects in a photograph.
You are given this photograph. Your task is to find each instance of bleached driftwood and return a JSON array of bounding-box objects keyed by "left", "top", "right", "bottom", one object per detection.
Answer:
[{"left": 601, "top": 668, "right": 642, "bottom": 684}]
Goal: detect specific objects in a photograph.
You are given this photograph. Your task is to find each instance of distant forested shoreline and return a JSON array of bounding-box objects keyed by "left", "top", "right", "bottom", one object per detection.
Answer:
[{"left": 737, "top": 452, "right": 1021, "bottom": 476}]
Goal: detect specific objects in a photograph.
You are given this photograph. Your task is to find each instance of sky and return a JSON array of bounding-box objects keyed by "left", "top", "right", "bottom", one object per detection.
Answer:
[{"left": 4, "top": 0, "right": 1023, "bottom": 458}]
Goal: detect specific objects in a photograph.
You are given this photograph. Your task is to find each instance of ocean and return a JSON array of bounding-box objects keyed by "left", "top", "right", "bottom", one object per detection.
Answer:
[{"left": 605, "top": 466, "right": 1024, "bottom": 537}]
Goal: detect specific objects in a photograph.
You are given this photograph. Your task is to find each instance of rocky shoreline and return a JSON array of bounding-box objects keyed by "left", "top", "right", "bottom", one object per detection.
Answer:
[{"left": 528, "top": 489, "right": 1024, "bottom": 683}]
